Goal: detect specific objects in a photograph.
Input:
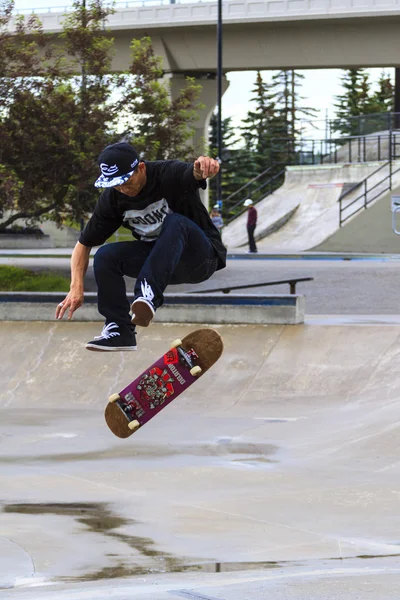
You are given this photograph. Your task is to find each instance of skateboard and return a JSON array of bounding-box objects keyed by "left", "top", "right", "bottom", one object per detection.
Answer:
[{"left": 104, "top": 328, "right": 223, "bottom": 438}]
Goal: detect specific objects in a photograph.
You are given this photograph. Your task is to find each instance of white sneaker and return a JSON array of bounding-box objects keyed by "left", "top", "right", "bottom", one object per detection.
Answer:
[{"left": 131, "top": 297, "right": 155, "bottom": 327}]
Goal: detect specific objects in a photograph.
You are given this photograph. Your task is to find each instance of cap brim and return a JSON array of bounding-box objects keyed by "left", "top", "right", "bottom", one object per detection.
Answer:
[{"left": 94, "top": 169, "right": 135, "bottom": 189}]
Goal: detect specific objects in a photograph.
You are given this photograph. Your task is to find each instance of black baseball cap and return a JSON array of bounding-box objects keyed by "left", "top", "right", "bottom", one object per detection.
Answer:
[{"left": 94, "top": 142, "right": 140, "bottom": 188}]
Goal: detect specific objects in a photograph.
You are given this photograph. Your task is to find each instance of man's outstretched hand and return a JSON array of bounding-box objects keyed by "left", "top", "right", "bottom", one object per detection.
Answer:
[
  {"left": 55, "top": 288, "right": 84, "bottom": 321},
  {"left": 193, "top": 156, "right": 220, "bottom": 180}
]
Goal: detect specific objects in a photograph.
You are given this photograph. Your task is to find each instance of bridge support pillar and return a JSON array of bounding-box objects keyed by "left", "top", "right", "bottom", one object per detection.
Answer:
[
  {"left": 395, "top": 68, "right": 400, "bottom": 129},
  {"left": 168, "top": 72, "right": 229, "bottom": 207}
]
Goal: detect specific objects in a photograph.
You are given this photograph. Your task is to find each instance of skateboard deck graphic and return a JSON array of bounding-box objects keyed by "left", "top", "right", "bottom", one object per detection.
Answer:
[{"left": 104, "top": 328, "right": 223, "bottom": 438}]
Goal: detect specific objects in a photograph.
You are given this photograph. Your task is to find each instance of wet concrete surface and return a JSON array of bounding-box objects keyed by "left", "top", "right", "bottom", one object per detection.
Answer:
[{"left": 1, "top": 321, "right": 400, "bottom": 597}]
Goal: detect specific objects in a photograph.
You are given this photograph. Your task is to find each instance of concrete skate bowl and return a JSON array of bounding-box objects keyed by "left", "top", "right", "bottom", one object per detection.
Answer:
[{"left": 1, "top": 320, "right": 400, "bottom": 589}]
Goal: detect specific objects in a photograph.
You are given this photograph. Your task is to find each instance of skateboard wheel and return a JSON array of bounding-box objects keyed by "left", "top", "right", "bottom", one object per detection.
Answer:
[
  {"left": 190, "top": 366, "right": 202, "bottom": 377},
  {"left": 128, "top": 419, "right": 140, "bottom": 432},
  {"left": 109, "top": 393, "right": 121, "bottom": 403},
  {"left": 171, "top": 338, "right": 183, "bottom": 349}
]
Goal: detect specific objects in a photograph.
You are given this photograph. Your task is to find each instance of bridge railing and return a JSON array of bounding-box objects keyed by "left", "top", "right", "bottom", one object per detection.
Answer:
[{"left": 14, "top": 0, "right": 212, "bottom": 14}]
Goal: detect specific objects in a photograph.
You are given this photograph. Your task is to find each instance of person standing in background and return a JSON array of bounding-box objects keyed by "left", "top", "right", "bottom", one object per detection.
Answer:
[
  {"left": 244, "top": 198, "right": 257, "bottom": 253},
  {"left": 210, "top": 204, "right": 224, "bottom": 231}
]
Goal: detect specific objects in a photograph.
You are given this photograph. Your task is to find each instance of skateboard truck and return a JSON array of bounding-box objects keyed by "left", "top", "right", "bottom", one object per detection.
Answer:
[
  {"left": 171, "top": 339, "right": 202, "bottom": 376},
  {"left": 108, "top": 393, "right": 141, "bottom": 432}
]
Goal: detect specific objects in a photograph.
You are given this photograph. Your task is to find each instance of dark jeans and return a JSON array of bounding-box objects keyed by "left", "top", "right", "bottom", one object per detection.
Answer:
[
  {"left": 93, "top": 213, "right": 218, "bottom": 327},
  {"left": 247, "top": 224, "right": 257, "bottom": 253}
]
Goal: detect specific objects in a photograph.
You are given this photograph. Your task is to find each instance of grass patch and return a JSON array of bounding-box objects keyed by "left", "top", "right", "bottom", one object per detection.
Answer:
[
  {"left": 107, "top": 227, "right": 133, "bottom": 243},
  {"left": 0, "top": 265, "right": 70, "bottom": 292},
  {"left": 62, "top": 220, "right": 133, "bottom": 244}
]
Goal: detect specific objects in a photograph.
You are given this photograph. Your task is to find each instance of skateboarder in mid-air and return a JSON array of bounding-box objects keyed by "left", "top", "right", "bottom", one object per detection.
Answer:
[{"left": 55, "top": 143, "right": 227, "bottom": 351}]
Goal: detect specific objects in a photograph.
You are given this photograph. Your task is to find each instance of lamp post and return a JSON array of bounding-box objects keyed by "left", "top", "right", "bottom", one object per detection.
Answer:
[
  {"left": 216, "top": 0, "right": 223, "bottom": 209},
  {"left": 80, "top": 0, "right": 87, "bottom": 232}
]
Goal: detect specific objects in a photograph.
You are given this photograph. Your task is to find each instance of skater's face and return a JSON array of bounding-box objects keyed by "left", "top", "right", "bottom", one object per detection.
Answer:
[{"left": 114, "top": 162, "right": 147, "bottom": 197}]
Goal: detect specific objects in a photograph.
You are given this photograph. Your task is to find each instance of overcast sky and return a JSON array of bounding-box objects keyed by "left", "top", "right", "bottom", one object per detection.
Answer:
[{"left": 14, "top": 0, "right": 391, "bottom": 137}]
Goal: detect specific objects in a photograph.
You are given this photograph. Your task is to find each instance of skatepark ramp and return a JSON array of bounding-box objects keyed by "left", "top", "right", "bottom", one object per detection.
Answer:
[
  {"left": 314, "top": 176, "right": 400, "bottom": 253},
  {"left": 1, "top": 321, "right": 400, "bottom": 593},
  {"left": 222, "top": 162, "right": 400, "bottom": 253}
]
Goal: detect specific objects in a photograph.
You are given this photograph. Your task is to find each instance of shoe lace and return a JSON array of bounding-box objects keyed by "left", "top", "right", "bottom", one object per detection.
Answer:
[
  {"left": 141, "top": 278, "right": 154, "bottom": 303},
  {"left": 94, "top": 322, "right": 120, "bottom": 340}
]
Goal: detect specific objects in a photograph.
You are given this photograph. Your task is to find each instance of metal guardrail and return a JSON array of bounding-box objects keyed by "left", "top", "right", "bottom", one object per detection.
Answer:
[
  {"left": 191, "top": 277, "right": 314, "bottom": 295},
  {"left": 14, "top": 0, "right": 210, "bottom": 14}
]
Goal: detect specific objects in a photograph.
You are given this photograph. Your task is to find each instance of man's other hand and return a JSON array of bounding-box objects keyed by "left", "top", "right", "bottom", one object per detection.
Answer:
[{"left": 193, "top": 156, "right": 220, "bottom": 180}]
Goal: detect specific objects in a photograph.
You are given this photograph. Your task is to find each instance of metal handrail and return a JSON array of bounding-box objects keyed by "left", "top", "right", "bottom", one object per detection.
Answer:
[
  {"left": 339, "top": 161, "right": 400, "bottom": 226},
  {"left": 339, "top": 161, "right": 390, "bottom": 204},
  {"left": 223, "top": 165, "right": 274, "bottom": 204},
  {"left": 191, "top": 277, "right": 314, "bottom": 295},
  {"left": 224, "top": 168, "right": 285, "bottom": 225}
]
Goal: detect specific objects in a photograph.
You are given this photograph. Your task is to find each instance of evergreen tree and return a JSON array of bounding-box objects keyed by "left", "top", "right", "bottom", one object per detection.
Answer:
[
  {"left": 270, "top": 69, "right": 317, "bottom": 163},
  {"left": 367, "top": 70, "right": 395, "bottom": 131},
  {"left": 272, "top": 69, "right": 317, "bottom": 134},
  {"left": 373, "top": 70, "right": 394, "bottom": 111},
  {"left": 208, "top": 113, "right": 247, "bottom": 210},
  {"left": 333, "top": 69, "right": 378, "bottom": 136},
  {"left": 240, "top": 71, "right": 276, "bottom": 173}
]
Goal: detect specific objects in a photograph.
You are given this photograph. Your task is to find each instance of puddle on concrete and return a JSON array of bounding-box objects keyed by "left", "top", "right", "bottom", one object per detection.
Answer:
[
  {"left": 3, "top": 502, "right": 128, "bottom": 533},
  {"left": 2, "top": 501, "right": 281, "bottom": 583},
  {"left": 3, "top": 502, "right": 203, "bottom": 581},
  {"left": 8, "top": 503, "right": 397, "bottom": 583},
  {"left": 63, "top": 560, "right": 281, "bottom": 582}
]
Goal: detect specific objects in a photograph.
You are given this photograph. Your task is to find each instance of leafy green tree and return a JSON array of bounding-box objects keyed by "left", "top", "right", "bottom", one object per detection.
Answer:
[
  {"left": 0, "top": 1, "right": 203, "bottom": 231},
  {"left": 58, "top": 0, "right": 120, "bottom": 222},
  {"left": 116, "top": 36, "right": 202, "bottom": 161},
  {"left": 0, "top": 0, "right": 116, "bottom": 230},
  {"left": 0, "top": 0, "right": 61, "bottom": 230}
]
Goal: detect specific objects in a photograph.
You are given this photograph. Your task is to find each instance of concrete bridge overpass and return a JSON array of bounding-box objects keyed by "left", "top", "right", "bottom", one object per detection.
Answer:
[
  {"left": 26, "top": 0, "right": 400, "bottom": 72},
  {"left": 17, "top": 0, "right": 400, "bottom": 156}
]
